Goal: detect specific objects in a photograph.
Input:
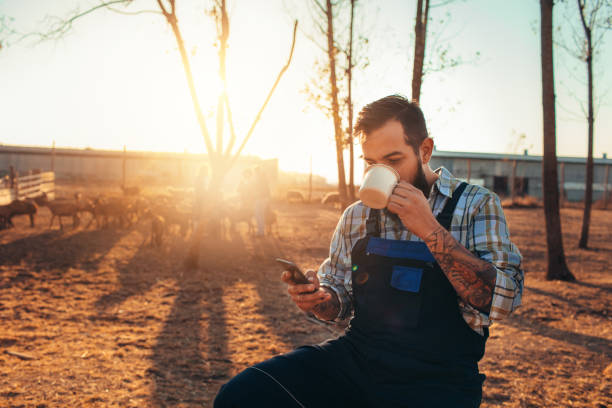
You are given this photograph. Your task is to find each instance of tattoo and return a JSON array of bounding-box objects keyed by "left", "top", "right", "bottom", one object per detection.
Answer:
[
  {"left": 424, "top": 227, "right": 496, "bottom": 313},
  {"left": 312, "top": 288, "right": 341, "bottom": 321}
]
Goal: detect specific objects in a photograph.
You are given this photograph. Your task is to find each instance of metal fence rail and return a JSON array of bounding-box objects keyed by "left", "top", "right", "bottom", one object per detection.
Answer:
[{"left": 0, "top": 172, "right": 55, "bottom": 205}]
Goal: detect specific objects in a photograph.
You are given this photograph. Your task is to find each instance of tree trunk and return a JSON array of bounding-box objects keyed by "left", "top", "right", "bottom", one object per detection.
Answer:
[
  {"left": 347, "top": 0, "right": 356, "bottom": 202},
  {"left": 411, "top": 0, "right": 429, "bottom": 104},
  {"left": 161, "top": 7, "right": 215, "bottom": 167},
  {"left": 578, "top": 0, "right": 594, "bottom": 249},
  {"left": 325, "top": 0, "right": 348, "bottom": 208},
  {"left": 540, "top": 0, "right": 575, "bottom": 281}
]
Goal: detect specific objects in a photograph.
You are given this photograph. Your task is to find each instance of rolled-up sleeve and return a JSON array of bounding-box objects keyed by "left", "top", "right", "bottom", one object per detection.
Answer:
[
  {"left": 471, "top": 193, "right": 524, "bottom": 324},
  {"left": 317, "top": 207, "right": 356, "bottom": 322}
]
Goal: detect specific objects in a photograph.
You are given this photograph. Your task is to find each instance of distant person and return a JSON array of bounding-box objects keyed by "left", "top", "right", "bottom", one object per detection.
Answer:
[
  {"left": 193, "top": 164, "right": 209, "bottom": 231},
  {"left": 214, "top": 95, "right": 524, "bottom": 407},
  {"left": 236, "top": 168, "right": 253, "bottom": 211},
  {"left": 253, "top": 166, "right": 270, "bottom": 237}
]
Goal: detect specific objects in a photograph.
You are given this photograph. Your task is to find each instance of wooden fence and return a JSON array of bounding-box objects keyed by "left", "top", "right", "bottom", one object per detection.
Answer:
[{"left": 0, "top": 172, "right": 55, "bottom": 205}]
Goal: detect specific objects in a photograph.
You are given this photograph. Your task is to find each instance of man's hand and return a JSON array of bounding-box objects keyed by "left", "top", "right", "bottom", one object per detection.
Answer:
[
  {"left": 387, "top": 181, "right": 439, "bottom": 239},
  {"left": 281, "top": 269, "right": 331, "bottom": 313}
]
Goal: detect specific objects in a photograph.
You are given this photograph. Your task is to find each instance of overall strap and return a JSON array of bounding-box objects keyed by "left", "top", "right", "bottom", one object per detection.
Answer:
[
  {"left": 436, "top": 182, "right": 468, "bottom": 231},
  {"left": 366, "top": 208, "right": 381, "bottom": 237}
]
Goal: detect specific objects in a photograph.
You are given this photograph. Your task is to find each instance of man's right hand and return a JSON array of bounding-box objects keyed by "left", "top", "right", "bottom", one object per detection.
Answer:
[{"left": 281, "top": 269, "right": 332, "bottom": 313}]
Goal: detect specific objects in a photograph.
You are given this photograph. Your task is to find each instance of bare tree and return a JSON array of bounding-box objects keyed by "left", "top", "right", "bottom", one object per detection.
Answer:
[
  {"left": 304, "top": 0, "right": 350, "bottom": 207},
  {"left": 157, "top": 0, "right": 297, "bottom": 195},
  {"left": 3, "top": 0, "right": 297, "bottom": 195},
  {"left": 324, "top": 0, "right": 349, "bottom": 208},
  {"left": 410, "top": 0, "right": 477, "bottom": 105},
  {"left": 3, "top": 1, "right": 297, "bottom": 268},
  {"left": 302, "top": 0, "right": 367, "bottom": 207},
  {"left": 346, "top": 0, "right": 356, "bottom": 201},
  {"left": 412, "top": 0, "right": 429, "bottom": 104},
  {"left": 565, "top": 0, "right": 611, "bottom": 249},
  {"left": 540, "top": 0, "right": 576, "bottom": 281}
]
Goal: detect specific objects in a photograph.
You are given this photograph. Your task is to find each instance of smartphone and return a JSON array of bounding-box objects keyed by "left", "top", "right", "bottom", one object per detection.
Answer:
[{"left": 275, "top": 258, "right": 311, "bottom": 285}]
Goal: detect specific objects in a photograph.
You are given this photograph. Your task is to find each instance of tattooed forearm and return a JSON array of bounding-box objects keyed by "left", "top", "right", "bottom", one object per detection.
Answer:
[
  {"left": 424, "top": 227, "right": 497, "bottom": 313},
  {"left": 312, "top": 288, "right": 341, "bottom": 321}
]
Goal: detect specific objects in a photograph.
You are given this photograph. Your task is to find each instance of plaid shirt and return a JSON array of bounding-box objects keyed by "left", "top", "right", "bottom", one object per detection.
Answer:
[{"left": 318, "top": 167, "right": 524, "bottom": 335}]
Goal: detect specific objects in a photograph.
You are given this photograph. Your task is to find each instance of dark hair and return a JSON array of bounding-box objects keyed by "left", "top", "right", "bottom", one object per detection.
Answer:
[{"left": 354, "top": 94, "right": 429, "bottom": 152}]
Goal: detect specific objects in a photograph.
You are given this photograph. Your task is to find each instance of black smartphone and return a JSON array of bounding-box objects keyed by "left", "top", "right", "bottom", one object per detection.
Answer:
[{"left": 275, "top": 258, "right": 311, "bottom": 285}]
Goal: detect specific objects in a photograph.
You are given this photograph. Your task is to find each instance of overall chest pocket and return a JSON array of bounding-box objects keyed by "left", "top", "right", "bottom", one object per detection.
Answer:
[{"left": 390, "top": 266, "right": 423, "bottom": 292}]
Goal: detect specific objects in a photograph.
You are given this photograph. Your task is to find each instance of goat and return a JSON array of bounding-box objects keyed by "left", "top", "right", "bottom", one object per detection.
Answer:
[
  {"left": 128, "top": 197, "right": 149, "bottom": 224},
  {"left": 286, "top": 190, "right": 305, "bottom": 203},
  {"left": 0, "top": 203, "right": 15, "bottom": 229},
  {"left": 0, "top": 199, "right": 37, "bottom": 228},
  {"left": 121, "top": 185, "right": 140, "bottom": 196},
  {"left": 265, "top": 207, "right": 279, "bottom": 236},
  {"left": 89, "top": 196, "right": 130, "bottom": 229},
  {"left": 76, "top": 197, "right": 96, "bottom": 224},
  {"left": 37, "top": 193, "right": 80, "bottom": 230},
  {"left": 150, "top": 214, "right": 165, "bottom": 247},
  {"left": 0, "top": 205, "right": 9, "bottom": 229},
  {"left": 142, "top": 209, "right": 165, "bottom": 247},
  {"left": 321, "top": 192, "right": 341, "bottom": 207},
  {"left": 151, "top": 204, "right": 190, "bottom": 236},
  {"left": 226, "top": 205, "right": 255, "bottom": 235}
]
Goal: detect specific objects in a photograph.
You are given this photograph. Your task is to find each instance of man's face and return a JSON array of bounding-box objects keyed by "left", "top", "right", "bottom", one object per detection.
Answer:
[{"left": 361, "top": 119, "right": 429, "bottom": 196}]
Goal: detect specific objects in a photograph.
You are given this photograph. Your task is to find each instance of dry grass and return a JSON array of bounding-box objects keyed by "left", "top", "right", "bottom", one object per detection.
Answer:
[
  {"left": 0, "top": 189, "right": 610, "bottom": 407},
  {"left": 501, "top": 195, "right": 541, "bottom": 209}
]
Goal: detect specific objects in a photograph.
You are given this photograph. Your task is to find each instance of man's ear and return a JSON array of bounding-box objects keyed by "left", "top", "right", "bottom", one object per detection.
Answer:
[{"left": 419, "top": 138, "right": 434, "bottom": 164}]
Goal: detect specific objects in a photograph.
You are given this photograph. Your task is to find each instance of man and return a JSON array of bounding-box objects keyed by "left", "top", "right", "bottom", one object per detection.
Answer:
[{"left": 215, "top": 95, "right": 523, "bottom": 407}]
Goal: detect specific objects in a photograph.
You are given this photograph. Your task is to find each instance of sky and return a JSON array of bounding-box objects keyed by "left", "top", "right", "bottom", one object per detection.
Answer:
[{"left": 0, "top": 0, "right": 610, "bottom": 183}]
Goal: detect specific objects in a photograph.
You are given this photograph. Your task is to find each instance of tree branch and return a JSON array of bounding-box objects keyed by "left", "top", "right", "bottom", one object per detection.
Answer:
[
  {"left": 157, "top": 0, "right": 215, "bottom": 161},
  {"left": 229, "top": 20, "right": 298, "bottom": 165},
  {"left": 430, "top": 0, "right": 458, "bottom": 8},
  {"left": 223, "top": 93, "right": 238, "bottom": 157},
  {"left": 20, "top": 0, "right": 132, "bottom": 43},
  {"left": 156, "top": 0, "right": 170, "bottom": 17},
  {"left": 106, "top": 7, "right": 162, "bottom": 16},
  {"left": 577, "top": 0, "right": 590, "bottom": 39},
  {"left": 313, "top": 0, "right": 327, "bottom": 15}
]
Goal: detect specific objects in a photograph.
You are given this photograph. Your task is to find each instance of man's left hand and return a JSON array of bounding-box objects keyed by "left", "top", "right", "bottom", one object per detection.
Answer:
[{"left": 387, "top": 181, "right": 440, "bottom": 240}]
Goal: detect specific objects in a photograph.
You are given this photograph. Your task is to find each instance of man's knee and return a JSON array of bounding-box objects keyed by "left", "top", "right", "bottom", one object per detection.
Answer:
[
  {"left": 213, "top": 367, "right": 269, "bottom": 408},
  {"left": 213, "top": 381, "right": 235, "bottom": 408}
]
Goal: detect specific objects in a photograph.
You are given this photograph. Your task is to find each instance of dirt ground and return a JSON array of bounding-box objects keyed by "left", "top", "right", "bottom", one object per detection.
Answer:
[{"left": 0, "top": 191, "right": 610, "bottom": 407}]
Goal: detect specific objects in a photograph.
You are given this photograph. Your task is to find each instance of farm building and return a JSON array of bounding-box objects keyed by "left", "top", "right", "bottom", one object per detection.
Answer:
[
  {"left": 0, "top": 144, "right": 278, "bottom": 197},
  {"left": 0, "top": 144, "right": 610, "bottom": 203},
  {"left": 430, "top": 150, "right": 611, "bottom": 202}
]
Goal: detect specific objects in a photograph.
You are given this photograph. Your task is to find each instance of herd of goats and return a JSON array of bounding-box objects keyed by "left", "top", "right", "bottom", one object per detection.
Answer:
[{"left": 0, "top": 186, "right": 276, "bottom": 246}]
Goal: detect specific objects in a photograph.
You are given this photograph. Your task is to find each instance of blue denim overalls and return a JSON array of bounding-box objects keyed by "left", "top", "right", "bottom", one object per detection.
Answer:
[{"left": 333, "top": 181, "right": 488, "bottom": 407}]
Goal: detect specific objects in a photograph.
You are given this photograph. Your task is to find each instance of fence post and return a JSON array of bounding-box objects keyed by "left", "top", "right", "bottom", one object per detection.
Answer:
[
  {"left": 559, "top": 162, "right": 565, "bottom": 203},
  {"left": 467, "top": 159, "right": 471, "bottom": 183},
  {"left": 510, "top": 160, "right": 517, "bottom": 203},
  {"left": 51, "top": 140, "right": 55, "bottom": 172},
  {"left": 604, "top": 164, "right": 609, "bottom": 210},
  {"left": 309, "top": 154, "right": 313, "bottom": 203},
  {"left": 122, "top": 145, "right": 126, "bottom": 187}
]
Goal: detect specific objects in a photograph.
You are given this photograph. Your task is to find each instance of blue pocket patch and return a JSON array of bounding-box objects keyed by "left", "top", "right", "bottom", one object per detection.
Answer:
[{"left": 390, "top": 266, "right": 423, "bottom": 292}]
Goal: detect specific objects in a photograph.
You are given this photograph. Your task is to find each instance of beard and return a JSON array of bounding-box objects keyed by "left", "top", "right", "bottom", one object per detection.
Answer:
[{"left": 412, "top": 157, "right": 431, "bottom": 198}]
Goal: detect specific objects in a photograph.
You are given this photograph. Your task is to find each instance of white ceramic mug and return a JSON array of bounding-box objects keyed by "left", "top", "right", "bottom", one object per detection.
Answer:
[{"left": 359, "top": 164, "right": 400, "bottom": 209}]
